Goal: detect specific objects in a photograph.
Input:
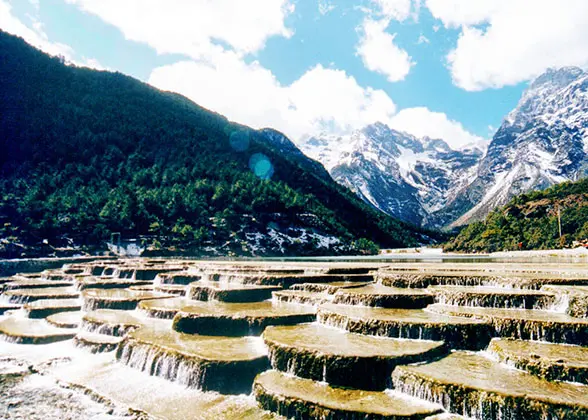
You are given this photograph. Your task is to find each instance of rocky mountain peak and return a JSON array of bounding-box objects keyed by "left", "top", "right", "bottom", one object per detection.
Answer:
[
  {"left": 294, "top": 66, "right": 588, "bottom": 230},
  {"left": 446, "top": 67, "right": 588, "bottom": 227},
  {"left": 529, "top": 66, "right": 585, "bottom": 91}
]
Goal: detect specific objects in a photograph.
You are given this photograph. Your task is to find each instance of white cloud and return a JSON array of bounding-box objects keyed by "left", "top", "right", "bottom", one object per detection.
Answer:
[
  {"left": 0, "top": 0, "right": 73, "bottom": 58},
  {"left": 286, "top": 65, "right": 398, "bottom": 136},
  {"left": 370, "top": 0, "right": 413, "bottom": 21},
  {"left": 0, "top": 1, "right": 105, "bottom": 70},
  {"left": 149, "top": 51, "right": 397, "bottom": 141},
  {"left": 426, "top": 0, "right": 500, "bottom": 28},
  {"left": 390, "top": 107, "right": 486, "bottom": 149},
  {"left": 426, "top": 0, "right": 588, "bottom": 91},
  {"left": 57, "top": 0, "right": 399, "bottom": 142},
  {"left": 66, "top": 0, "right": 294, "bottom": 58},
  {"left": 75, "top": 57, "right": 109, "bottom": 71},
  {"left": 356, "top": 18, "right": 414, "bottom": 82},
  {"left": 318, "top": 0, "right": 335, "bottom": 16},
  {"left": 369, "top": 0, "right": 422, "bottom": 21},
  {"left": 417, "top": 34, "right": 429, "bottom": 44}
]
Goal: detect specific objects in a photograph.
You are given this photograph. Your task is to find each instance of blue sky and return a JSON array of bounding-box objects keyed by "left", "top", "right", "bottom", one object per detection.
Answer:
[{"left": 2, "top": 0, "right": 588, "bottom": 149}]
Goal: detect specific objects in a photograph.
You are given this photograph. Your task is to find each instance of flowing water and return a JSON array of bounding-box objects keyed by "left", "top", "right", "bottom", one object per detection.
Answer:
[{"left": 1, "top": 256, "right": 588, "bottom": 419}]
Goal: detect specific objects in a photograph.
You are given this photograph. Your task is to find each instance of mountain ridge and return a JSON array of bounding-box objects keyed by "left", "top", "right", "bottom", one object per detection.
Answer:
[
  {"left": 0, "top": 30, "right": 433, "bottom": 258},
  {"left": 298, "top": 122, "right": 484, "bottom": 227},
  {"left": 447, "top": 66, "right": 588, "bottom": 227},
  {"left": 444, "top": 177, "right": 588, "bottom": 252},
  {"left": 297, "top": 66, "right": 588, "bottom": 230}
]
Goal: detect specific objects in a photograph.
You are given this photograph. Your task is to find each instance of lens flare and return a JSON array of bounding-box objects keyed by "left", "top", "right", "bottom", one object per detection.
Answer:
[{"left": 249, "top": 153, "right": 274, "bottom": 179}]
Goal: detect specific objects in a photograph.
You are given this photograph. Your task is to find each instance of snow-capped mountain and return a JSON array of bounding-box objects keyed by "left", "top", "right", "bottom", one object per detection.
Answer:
[
  {"left": 298, "top": 123, "right": 484, "bottom": 226},
  {"left": 444, "top": 67, "right": 588, "bottom": 227},
  {"left": 295, "top": 67, "right": 588, "bottom": 229}
]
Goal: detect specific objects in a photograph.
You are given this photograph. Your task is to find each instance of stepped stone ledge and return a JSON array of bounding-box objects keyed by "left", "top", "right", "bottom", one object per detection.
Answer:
[
  {"left": 188, "top": 282, "right": 282, "bottom": 303},
  {"left": 429, "top": 286, "right": 556, "bottom": 309},
  {"left": 263, "top": 323, "right": 447, "bottom": 390},
  {"left": 392, "top": 352, "right": 588, "bottom": 420},
  {"left": 24, "top": 298, "right": 81, "bottom": 318},
  {"left": 172, "top": 301, "right": 316, "bottom": 336},
  {"left": 488, "top": 338, "right": 588, "bottom": 384},
  {"left": 541, "top": 285, "right": 588, "bottom": 318},
  {"left": 4, "top": 286, "right": 79, "bottom": 304},
  {"left": 46, "top": 310, "right": 83, "bottom": 329},
  {"left": 4, "top": 258, "right": 588, "bottom": 419},
  {"left": 74, "top": 331, "right": 123, "bottom": 353},
  {"left": 81, "top": 309, "right": 151, "bottom": 337},
  {"left": 0, "top": 317, "right": 76, "bottom": 344},
  {"left": 254, "top": 370, "right": 444, "bottom": 420},
  {"left": 138, "top": 297, "right": 192, "bottom": 319},
  {"left": 82, "top": 288, "right": 172, "bottom": 311},
  {"left": 290, "top": 280, "right": 373, "bottom": 294},
  {"left": 427, "top": 304, "right": 588, "bottom": 345},
  {"left": 116, "top": 324, "right": 269, "bottom": 394},
  {"left": 332, "top": 284, "right": 434, "bottom": 309},
  {"left": 317, "top": 303, "right": 493, "bottom": 350},
  {"left": 379, "top": 271, "right": 588, "bottom": 289},
  {"left": 272, "top": 290, "right": 332, "bottom": 306}
]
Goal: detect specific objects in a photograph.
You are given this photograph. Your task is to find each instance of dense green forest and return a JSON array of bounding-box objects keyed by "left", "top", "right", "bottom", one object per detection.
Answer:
[
  {"left": 444, "top": 178, "right": 588, "bottom": 253},
  {"left": 0, "top": 31, "right": 435, "bottom": 258}
]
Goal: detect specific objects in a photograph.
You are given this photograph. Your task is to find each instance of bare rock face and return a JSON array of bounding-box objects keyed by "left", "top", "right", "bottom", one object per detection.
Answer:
[
  {"left": 299, "top": 123, "right": 483, "bottom": 227},
  {"left": 444, "top": 67, "right": 588, "bottom": 227}
]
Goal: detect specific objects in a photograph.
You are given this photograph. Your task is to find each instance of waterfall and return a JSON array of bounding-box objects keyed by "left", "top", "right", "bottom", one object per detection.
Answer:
[
  {"left": 81, "top": 319, "right": 138, "bottom": 337},
  {"left": 82, "top": 298, "right": 139, "bottom": 312},
  {"left": 115, "top": 338, "right": 269, "bottom": 394}
]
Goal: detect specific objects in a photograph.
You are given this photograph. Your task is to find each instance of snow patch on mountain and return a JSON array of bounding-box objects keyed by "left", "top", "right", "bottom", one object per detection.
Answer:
[
  {"left": 449, "top": 67, "right": 588, "bottom": 227},
  {"left": 297, "top": 122, "right": 484, "bottom": 227}
]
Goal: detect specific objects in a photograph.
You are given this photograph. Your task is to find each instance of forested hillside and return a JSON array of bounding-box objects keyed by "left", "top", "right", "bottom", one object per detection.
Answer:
[
  {"left": 444, "top": 178, "right": 588, "bottom": 253},
  {"left": 0, "top": 31, "right": 434, "bottom": 257}
]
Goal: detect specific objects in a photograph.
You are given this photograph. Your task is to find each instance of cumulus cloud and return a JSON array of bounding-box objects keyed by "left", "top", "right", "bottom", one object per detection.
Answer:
[
  {"left": 356, "top": 18, "right": 414, "bottom": 82},
  {"left": 0, "top": 0, "right": 73, "bottom": 58},
  {"left": 426, "top": 0, "right": 500, "bottom": 28},
  {"left": 426, "top": 0, "right": 588, "bottom": 91},
  {"left": 66, "top": 0, "right": 294, "bottom": 58},
  {"left": 356, "top": 0, "right": 419, "bottom": 82},
  {"left": 66, "top": 0, "right": 398, "bottom": 140},
  {"left": 390, "top": 107, "right": 487, "bottom": 149},
  {"left": 0, "top": 0, "right": 106, "bottom": 70},
  {"left": 3, "top": 0, "right": 482, "bottom": 151},
  {"left": 149, "top": 51, "right": 397, "bottom": 141},
  {"left": 370, "top": 0, "right": 414, "bottom": 21}
]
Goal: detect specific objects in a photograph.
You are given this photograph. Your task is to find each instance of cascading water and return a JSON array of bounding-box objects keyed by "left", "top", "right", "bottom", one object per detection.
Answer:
[{"left": 81, "top": 319, "right": 138, "bottom": 337}]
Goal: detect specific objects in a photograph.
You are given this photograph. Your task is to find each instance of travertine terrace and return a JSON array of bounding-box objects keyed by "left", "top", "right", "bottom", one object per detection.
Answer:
[{"left": 1, "top": 257, "right": 588, "bottom": 419}]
